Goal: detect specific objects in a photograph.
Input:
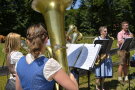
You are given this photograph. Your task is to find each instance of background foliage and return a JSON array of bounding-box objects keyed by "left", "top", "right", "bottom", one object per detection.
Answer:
[{"left": 0, "top": 0, "right": 135, "bottom": 37}]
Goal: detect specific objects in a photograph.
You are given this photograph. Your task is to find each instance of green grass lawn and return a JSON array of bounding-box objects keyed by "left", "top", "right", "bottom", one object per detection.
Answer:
[
  {"left": 78, "top": 38, "right": 135, "bottom": 90},
  {"left": 1, "top": 38, "right": 135, "bottom": 90},
  {"left": 0, "top": 43, "right": 7, "bottom": 90}
]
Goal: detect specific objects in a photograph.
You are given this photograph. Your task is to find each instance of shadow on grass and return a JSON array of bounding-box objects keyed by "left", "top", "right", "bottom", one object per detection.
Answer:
[
  {"left": 104, "top": 80, "right": 119, "bottom": 90},
  {"left": 79, "top": 80, "right": 120, "bottom": 90},
  {"left": 79, "top": 83, "right": 95, "bottom": 90},
  {"left": 130, "top": 87, "right": 135, "bottom": 90}
]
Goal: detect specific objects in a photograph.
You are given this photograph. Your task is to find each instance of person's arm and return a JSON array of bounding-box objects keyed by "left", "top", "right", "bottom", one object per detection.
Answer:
[
  {"left": 16, "top": 74, "right": 22, "bottom": 90},
  {"left": 117, "top": 32, "right": 124, "bottom": 46},
  {"left": 6, "top": 54, "right": 16, "bottom": 77},
  {"left": 129, "top": 33, "right": 134, "bottom": 37},
  {"left": 9, "top": 51, "right": 23, "bottom": 76},
  {"left": 51, "top": 69, "right": 78, "bottom": 90},
  {"left": 44, "top": 58, "right": 78, "bottom": 90},
  {"left": 8, "top": 64, "right": 16, "bottom": 77}
]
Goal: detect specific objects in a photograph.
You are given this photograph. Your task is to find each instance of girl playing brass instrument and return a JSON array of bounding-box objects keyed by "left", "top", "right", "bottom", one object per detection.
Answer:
[
  {"left": 16, "top": 24, "right": 78, "bottom": 90},
  {"left": 93, "top": 26, "right": 113, "bottom": 90}
]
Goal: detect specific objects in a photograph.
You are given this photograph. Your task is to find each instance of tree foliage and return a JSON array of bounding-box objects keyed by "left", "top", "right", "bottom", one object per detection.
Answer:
[
  {"left": 66, "top": 0, "right": 135, "bottom": 37},
  {"left": 0, "top": 0, "right": 44, "bottom": 36},
  {"left": 0, "top": 0, "right": 135, "bottom": 37}
]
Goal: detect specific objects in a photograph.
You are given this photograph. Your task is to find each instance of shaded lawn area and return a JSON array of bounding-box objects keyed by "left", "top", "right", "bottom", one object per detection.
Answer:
[{"left": 79, "top": 65, "right": 135, "bottom": 90}]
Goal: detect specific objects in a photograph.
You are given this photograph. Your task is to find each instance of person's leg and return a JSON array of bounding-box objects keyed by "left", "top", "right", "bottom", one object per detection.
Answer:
[
  {"left": 123, "top": 64, "right": 128, "bottom": 81},
  {"left": 96, "top": 78, "right": 100, "bottom": 90},
  {"left": 96, "top": 78, "right": 105, "bottom": 90},
  {"left": 117, "top": 50, "right": 126, "bottom": 81},
  {"left": 118, "top": 65, "right": 123, "bottom": 81},
  {"left": 101, "top": 78, "right": 105, "bottom": 90},
  {"left": 124, "top": 51, "right": 130, "bottom": 82},
  {"left": 95, "top": 63, "right": 102, "bottom": 90}
]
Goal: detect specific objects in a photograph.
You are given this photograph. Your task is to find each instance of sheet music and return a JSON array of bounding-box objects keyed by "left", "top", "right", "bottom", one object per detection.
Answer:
[
  {"left": 74, "top": 44, "right": 101, "bottom": 70},
  {"left": 67, "top": 44, "right": 101, "bottom": 70},
  {"left": 67, "top": 44, "right": 84, "bottom": 67}
]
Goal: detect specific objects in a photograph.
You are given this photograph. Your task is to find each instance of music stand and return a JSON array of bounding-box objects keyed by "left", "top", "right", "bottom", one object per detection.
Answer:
[
  {"left": 106, "top": 39, "right": 113, "bottom": 53},
  {"left": 109, "top": 38, "right": 133, "bottom": 55},
  {"left": 94, "top": 40, "right": 113, "bottom": 54},
  {"left": 94, "top": 39, "right": 113, "bottom": 90},
  {"left": 129, "top": 38, "right": 135, "bottom": 51},
  {"left": 119, "top": 38, "right": 133, "bottom": 51}
]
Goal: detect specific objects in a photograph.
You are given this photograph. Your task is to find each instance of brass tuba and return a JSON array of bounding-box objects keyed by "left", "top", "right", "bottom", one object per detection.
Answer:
[
  {"left": 32, "top": 0, "right": 72, "bottom": 73},
  {"left": 66, "top": 24, "right": 76, "bottom": 37},
  {"left": 45, "top": 45, "right": 53, "bottom": 58},
  {"left": 31, "top": 0, "right": 73, "bottom": 89},
  {"left": 66, "top": 24, "right": 83, "bottom": 43},
  {"left": 95, "top": 54, "right": 108, "bottom": 66}
]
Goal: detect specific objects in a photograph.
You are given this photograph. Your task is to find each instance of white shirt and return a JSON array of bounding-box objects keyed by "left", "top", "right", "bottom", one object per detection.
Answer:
[
  {"left": 9, "top": 51, "right": 23, "bottom": 79},
  {"left": 94, "top": 36, "right": 108, "bottom": 41}
]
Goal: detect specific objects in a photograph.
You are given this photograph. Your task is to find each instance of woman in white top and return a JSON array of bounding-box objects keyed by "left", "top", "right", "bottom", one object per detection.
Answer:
[
  {"left": 93, "top": 26, "right": 113, "bottom": 90},
  {"left": 4, "top": 33, "right": 23, "bottom": 90},
  {"left": 16, "top": 24, "right": 78, "bottom": 90}
]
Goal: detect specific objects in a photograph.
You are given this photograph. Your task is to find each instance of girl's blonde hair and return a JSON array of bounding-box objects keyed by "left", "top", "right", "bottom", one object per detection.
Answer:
[
  {"left": 26, "top": 24, "right": 48, "bottom": 59},
  {"left": 4, "top": 33, "right": 21, "bottom": 54}
]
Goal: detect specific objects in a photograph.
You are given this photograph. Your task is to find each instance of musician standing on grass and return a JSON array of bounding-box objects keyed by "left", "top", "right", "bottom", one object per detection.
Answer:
[
  {"left": 117, "top": 21, "right": 133, "bottom": 83},
  {"left": 94, "top": 26, "right": 113, "bottom": 90},
  {"left": 16, "top": 24, "right": 78, "bottom": 90}
]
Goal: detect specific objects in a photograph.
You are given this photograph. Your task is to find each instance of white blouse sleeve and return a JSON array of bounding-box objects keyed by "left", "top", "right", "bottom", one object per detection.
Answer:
[
  {"left": 43, "top": 58, "right": 62, "bottom": 81},
  {"left": 10, "top": 51, "right": 23, "bottom": 64}
]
